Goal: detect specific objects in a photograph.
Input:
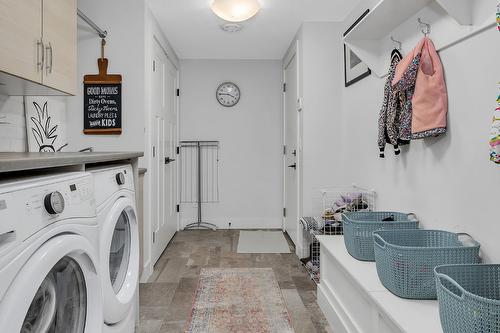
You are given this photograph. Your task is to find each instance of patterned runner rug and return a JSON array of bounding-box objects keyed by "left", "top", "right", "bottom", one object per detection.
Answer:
[{"left": 185, "top": 268, "right": 294, "bottom": 333}]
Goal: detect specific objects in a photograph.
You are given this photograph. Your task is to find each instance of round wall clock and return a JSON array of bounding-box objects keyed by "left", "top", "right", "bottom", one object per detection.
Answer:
[{"left": 216, "top": 82, "right": 240, "bottom": 107}]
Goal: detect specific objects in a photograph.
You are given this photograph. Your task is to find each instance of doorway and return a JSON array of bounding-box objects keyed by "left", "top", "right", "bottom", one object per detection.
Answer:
[
  {"left": 150, "top": 38, "right": 178, "bottom": 265},
  {"left": 283, "top": 43, "right": 301, "bottom": 251}
]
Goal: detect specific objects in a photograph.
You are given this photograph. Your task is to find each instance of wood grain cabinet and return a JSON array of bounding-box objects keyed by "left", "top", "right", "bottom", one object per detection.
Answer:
[{"left": 0, "top": 0, "right": 76, "bottom": 95}]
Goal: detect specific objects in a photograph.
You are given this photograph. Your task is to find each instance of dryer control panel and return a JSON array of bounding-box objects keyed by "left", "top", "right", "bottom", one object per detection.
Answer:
[
  {"left": 88, "top": 164, "right": 134, "bottom": 207},
  {"left": 0, "top": 172, "right": 96, "bottom": 253}
]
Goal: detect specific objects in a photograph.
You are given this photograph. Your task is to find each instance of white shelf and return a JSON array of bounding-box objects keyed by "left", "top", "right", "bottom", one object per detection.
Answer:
[
  {"left": 316, "top": 235, "right": 442, "bottom": 333},
  {"left": 344, "top": 0, "right": 497, "bottom": 77},
  {"left": 345, "top": 0, "right": 432, "bottom": 41}
]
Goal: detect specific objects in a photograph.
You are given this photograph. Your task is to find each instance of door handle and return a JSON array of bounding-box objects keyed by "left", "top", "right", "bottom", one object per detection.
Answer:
[
  {"left": 165, "top": 157, "right": 176, "bottom": 164},
  {"left": 288, "top": 163, "right": 297, "bottom": 169}
]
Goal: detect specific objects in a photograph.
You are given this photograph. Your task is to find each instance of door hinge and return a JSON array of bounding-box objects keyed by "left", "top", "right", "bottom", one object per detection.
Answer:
[
  {"left": 283, "top": 83, "right": 286, "bottom": 92},
  {"left": 176, "top": 88, "right": 180, "bottom": 96},
  {"left": 283, "top": 208, "right": 286, "bottom": 217},
  {"left": 176, "top": 146, "right": 180, "bottom": 155},
  {"left": 283, "top": 145, "right": 286, "bottom": 155},
  {"left": 152, "top": 231, "right": 156, "bottom": 243},
  {"left": 176, "top": 204, "right": 180, "bottom": 213},
  {"left": 153, "top": 60, "right": 156, "bottom": 72},
  {"left": 152, "top": 146, "right": 156, "bottom": 157}
]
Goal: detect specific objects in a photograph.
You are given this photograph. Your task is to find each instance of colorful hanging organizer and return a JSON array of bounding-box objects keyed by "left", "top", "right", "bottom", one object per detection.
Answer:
[{"left": 490, "top": 3, "right": 500, "bottom": 164}]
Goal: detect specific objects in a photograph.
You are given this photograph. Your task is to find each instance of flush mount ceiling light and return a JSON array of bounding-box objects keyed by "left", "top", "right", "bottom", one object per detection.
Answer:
[{"left": 211, "top": 0, "right": 261, "bottom": 23}]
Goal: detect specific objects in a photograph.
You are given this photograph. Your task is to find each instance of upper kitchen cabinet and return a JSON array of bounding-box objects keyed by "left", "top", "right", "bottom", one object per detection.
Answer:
[
  {"left": 0, "top": 0, "right": 43, "bottom": 84},
  {"left": 0, "top": 0, "right": 77, "bottom": 96},
  {"left": 42, "top": 0, "right": 77, "bottom": 95}
]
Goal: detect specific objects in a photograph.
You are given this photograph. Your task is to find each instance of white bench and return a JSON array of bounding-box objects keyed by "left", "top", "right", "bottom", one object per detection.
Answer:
[{"left": 316, "top": 235, "right": 443, "bottom": 333}]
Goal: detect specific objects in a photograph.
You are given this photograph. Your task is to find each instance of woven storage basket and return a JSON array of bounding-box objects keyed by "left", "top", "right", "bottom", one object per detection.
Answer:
[
  {"left": 435, "top": 264, "right": 500, "bottom": 333},
  {"left": 373, "top": 230, "right": 480, "bottom": 299},
  {"left": 342, "top": 211, "right": 419, "bottom": 261}
]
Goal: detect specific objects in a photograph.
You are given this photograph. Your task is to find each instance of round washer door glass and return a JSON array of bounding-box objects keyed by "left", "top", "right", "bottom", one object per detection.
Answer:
[
  {"left": 109, "top": 210, "right": 132, "bottom": 293},
  {"left": 22, "top": 257, "right": 87, "bottom": 333}
]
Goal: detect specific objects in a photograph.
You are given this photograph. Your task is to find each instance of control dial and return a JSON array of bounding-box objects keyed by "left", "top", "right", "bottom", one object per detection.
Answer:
[
  {"left": 44, "top": 191, "right": 65, "bottom": 215},
  {"left": 116, "top": 172, "right": 126, "bottom": 185}
]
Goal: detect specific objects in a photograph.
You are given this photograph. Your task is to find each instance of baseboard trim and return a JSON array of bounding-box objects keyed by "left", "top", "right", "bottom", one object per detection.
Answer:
[{"left": 140, "top": 260, "right": 153, "bottom": 283}]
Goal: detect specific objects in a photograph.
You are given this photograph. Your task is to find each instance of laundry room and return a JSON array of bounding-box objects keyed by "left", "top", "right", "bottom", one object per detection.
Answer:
[{"left": 0, "top": 0, "right": 500, "bottom": 332}]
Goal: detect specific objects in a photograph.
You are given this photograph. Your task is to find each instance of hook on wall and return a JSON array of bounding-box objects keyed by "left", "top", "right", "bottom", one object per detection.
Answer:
[
  {"left": 417, "top": 18, "right": 431, "bottom": 36},
  {"left": 390, "top": 36, "right": 402, "bottom": 51}
]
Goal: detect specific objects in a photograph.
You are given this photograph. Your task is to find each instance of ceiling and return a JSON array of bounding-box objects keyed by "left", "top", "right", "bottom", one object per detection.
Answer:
[{"left": 147, "top": 0, "right": 361, "bottom": 60}]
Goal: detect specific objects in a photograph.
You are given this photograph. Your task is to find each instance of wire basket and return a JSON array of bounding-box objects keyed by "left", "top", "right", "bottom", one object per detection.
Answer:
[
  {"left": 299, "top": 185, "right": 376, "bottom": 284},
  {"left": 342, "top": 211, "right": 419, "bottom": 261},
  {"left": 373, "top": 230, "right": 481, "bottom": 299},
  {"left": 435, "top": 264, "right": 500, "bottom": 333},
  {"left": 312, "top": 185, "right": 376, "bottom": 223}
]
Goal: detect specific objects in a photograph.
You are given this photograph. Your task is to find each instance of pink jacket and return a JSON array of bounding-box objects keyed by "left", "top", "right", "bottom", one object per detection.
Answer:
[{"left": 392, "top": 37, "right": 448, "bottom": 139}]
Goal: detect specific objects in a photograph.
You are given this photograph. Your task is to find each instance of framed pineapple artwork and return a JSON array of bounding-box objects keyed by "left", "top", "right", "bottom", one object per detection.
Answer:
[{"left": 25, "top": 97, "right": 68, "bottom": 152}]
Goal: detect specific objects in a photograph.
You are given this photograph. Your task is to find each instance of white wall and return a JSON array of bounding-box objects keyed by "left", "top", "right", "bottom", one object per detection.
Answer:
[
  {"left": 288, "top": 4, "right": 500, "bottom": 263},
  {"left": 0, "top": 96, "right": 26, "bottom": 152},
  {"left": 179, "top": 59, "right": 283, "bottom": 229},
  {"left": 282, "top": 22, "right": 344, "bottom": 254},
  {"left": 300, "top": 22, "right": 345, "bottom": 215},
  {"left": 66, "top": 0, "right": 147, "bottom": 153},
  {"left": 339, "top": 5, "right": 500, "bottom": 263}
]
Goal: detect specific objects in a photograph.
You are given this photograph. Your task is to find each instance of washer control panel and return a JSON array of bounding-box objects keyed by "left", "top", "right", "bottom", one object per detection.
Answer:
[{"left": 0, "top": 173, "right": 96, "bottom": 252}]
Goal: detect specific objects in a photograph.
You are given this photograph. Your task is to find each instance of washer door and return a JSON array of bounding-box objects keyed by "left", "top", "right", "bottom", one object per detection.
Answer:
[
  {"left": 101, "top": 196, "right": 139, "bottom": 324},
  {"left": 22, "top": 257, "right": 86, "bottom": 332},
  {"left": 0, "top": 235, "right": 102, "bottom": 333}
]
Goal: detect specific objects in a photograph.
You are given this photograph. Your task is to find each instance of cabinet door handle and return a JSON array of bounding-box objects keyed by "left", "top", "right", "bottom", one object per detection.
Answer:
[
  {"left": 45, "top": 42, "right": 53, "bottom": 74},
  {"left": 36, "top": 39, "right": 44, "bottom": 72}
]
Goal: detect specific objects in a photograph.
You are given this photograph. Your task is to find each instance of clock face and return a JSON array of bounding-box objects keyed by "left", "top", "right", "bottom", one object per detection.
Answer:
[{"left": 216, "top": 82, "right": 240, "bottom": 107}]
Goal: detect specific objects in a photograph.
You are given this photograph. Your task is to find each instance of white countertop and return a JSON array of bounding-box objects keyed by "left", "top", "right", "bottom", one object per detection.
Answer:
[
  {"left": 316, "top": 235, "right": 443, "bottom": 333},
  {"left": 0, "top": 152, "right": 143, "bottom": 173}
]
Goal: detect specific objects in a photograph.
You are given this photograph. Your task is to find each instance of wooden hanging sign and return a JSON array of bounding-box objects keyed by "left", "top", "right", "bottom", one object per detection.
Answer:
[{"left": 83, "top": 40, "right": 122, "bottom": 135}]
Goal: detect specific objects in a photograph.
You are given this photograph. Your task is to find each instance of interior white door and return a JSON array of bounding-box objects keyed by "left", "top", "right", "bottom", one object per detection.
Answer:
[
  {"left": 284, "top": 53, "right": 299, "bottom": 247},
  {"left": 163, "top": 51, "right": 178, "bottom": 249},
  {"left": 151, "top": 40, "right": 178, "bottom": 265}
]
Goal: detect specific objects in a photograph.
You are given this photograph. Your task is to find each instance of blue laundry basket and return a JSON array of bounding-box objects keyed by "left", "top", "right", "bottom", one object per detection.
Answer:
[
  {"left": 342, "top": 211, "right": 419, "bottom": 261},
  {"left": 373, "top": 230, "right": 480, "bottom": 299},
  {"left": 435, "top": 264, "right": 500, "bottom": 333}
]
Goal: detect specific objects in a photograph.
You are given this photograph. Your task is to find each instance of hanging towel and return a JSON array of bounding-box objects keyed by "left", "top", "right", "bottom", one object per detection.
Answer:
[
  {"left": 411, "top": 37, "right": 448, "bottom": 138},
  {"left": 378, "top": 50, "right": 403, "bottom": 158},
  {"left": 491, "top": 5, "right": 500, "bottom": 163},
  {"left": 497, "top": 2, "right": 500, "bottom": 31},
  {"left": 490, "top": 95, "right": 500, "bottom": 164}
]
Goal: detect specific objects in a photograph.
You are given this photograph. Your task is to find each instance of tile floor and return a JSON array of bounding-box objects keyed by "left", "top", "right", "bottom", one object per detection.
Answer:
[{"left": 138, "top": 229, "right": 332, "bottom": 333}]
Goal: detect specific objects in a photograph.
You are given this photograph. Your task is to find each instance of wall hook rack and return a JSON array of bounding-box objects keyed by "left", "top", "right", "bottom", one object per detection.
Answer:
[
  {"left": 390, "top": 36, "right": 402, "bottom": 51},
  {"left": 417, "top": 18, "right": 431, "bottom": 36}
]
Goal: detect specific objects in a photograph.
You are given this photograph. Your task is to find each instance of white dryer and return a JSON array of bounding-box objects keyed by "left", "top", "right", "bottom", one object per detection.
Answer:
[
  {"left": 0, "top": 172, "right": 103, "bottom": 333},
  {"left": 88, "top": 164, "right": 139, "bottom": 332}
]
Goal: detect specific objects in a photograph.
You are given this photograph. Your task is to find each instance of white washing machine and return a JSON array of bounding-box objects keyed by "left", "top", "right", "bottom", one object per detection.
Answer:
[
  {"left": 88, "top": 164, "right": 139, "bottom": 333},
  {"left": 0, "top": 172, "right": 103, "bottom": 333}
]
